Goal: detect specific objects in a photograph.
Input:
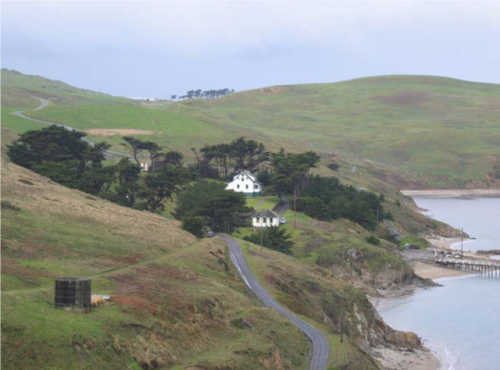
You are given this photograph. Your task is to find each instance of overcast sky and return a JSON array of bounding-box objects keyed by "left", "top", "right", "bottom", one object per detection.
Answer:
[{"left": 2, "top": 1, "right": 500, "bottom": 98}]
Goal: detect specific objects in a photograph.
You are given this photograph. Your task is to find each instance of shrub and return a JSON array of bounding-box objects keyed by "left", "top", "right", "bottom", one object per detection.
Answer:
[
  {"left": 182, "top": 216, "right": 205, "bottom": 238},
  {"left": 327, "top": 163, "right": 339, "bottom": 172},
  {"left": 1, "top": 201, "right": 21, "bottom": 211},
  {"left": 18, "top": 179, "right": 34, "bottom": 185},
  {"left": 365, "top": 235, "right": 380, "bottom": 246},
  {"left": 244, "top": 226, "right": 293, "bottom": 255}
]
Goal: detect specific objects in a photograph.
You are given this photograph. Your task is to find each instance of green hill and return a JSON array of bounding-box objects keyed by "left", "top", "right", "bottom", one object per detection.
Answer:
[
  {"left": 170, "top": 75, "right": 500, "bottom": 188},
  {"left": 9, "top": 70, "right": 499, "bottom": 188}
]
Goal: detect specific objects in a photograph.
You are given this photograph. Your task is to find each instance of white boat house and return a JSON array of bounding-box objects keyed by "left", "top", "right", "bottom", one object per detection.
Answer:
[{"left": 226, "top": 172, "right": 262, "bottom": 197}]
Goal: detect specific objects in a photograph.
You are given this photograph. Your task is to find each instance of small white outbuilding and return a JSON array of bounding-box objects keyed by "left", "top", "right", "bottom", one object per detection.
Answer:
[
  {"left": 226, "top": 171, "right": 262, "bottom": 197},
  {"left": 252, "top": 209, "right": 280, "bottom": 228}
]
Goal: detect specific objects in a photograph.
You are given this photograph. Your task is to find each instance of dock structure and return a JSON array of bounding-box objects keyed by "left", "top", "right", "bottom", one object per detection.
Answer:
[{"left": 435, "top": 258, "right": 500, "bottom": 278}]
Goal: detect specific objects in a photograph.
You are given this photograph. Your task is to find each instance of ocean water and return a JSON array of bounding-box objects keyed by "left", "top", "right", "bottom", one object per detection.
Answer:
[{"left": 378, "top": 196, "right": 500, "bottom": 370}]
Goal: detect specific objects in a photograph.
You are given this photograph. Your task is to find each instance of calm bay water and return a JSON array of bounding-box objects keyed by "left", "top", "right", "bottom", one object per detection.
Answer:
[{"left": 378, "top": 196, "right": 500, "bottom": 370}]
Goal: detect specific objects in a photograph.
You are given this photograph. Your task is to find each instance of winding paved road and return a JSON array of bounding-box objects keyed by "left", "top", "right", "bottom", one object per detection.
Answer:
[
  {"left": 13, "top": 97, "right": 131, "bottom": 160},
  {"left": 218, "top": 234, "right": 329, "bottom": 370}
]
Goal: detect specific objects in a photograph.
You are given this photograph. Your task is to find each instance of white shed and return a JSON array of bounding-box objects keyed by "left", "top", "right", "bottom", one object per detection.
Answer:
[
  {"left": 226, "top": 171, "right": 262, "bottom": 197},
  {"left": 253, "top": 209, "right": 280, "bottom": 228}
]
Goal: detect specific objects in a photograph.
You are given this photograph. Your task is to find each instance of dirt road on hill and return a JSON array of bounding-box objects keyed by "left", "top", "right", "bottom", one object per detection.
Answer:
[
  {"left": 13, "top": 97, "right": 132, "bottom": 160},
  {"left": 219, "top": 234, "right": 330, "bottom": 370}
]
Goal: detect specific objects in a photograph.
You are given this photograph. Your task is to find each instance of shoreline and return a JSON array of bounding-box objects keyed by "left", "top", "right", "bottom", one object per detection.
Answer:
[
  {"left": 371, "top": 236, "right": 473, "bottom": 369},
  {"left": 374, "top": 195, "right": 498, "bottom": 370},
  {"left": 370, "top": 289, "right": 443, "bottom": 370},
  {"left": 401, "top": 189, "right": 500, "bottom": 197}
]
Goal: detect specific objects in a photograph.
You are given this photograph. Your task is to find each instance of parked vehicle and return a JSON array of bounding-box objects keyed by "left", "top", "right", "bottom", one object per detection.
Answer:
[
  {"left": 280, "top": 218, "right": 287, "bottom": 224},
  {"left": 207, "top": 231, "right": 215, "bottom": 238}
]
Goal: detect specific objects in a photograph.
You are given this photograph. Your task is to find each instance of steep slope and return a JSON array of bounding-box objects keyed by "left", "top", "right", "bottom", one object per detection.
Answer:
[
  {"left": 1, "top": 126, "right": 435, "bottom": 369},
  {"left": 0, "top": 128, "right": 396, "bottom": 370},
  {"left": 1, "top": 138, "right": 311, "bottom": 369}
]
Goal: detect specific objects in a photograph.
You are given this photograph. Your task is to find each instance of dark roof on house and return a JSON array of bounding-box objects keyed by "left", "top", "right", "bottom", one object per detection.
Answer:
[
  {"left": 151, "top": 159, "right": 166, "bottom": 171},
  {"left": 253, "top": 209, "right": 279, "bottom": 218}
]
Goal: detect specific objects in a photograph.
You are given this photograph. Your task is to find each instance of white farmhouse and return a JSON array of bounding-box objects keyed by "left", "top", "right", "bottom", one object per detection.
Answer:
[
  {"left": 226, "top": 171, "right": 262, "bottom": 197},
  {"left": 252, "top": 209, "right": 280, "bottom": 228}
]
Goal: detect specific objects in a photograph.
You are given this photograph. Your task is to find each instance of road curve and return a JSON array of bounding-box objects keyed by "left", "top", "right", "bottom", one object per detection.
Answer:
[
  {"left": 218, "top": 234, "right": 329, "bottom": 370},
  {"left": 13, "top": 97, "right": 131, "bottom": 159}
]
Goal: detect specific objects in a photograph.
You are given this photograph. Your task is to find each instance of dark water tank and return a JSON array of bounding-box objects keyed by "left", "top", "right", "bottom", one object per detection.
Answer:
[{"left": 55, "top": 277, "right": 91, "bottom": 313}]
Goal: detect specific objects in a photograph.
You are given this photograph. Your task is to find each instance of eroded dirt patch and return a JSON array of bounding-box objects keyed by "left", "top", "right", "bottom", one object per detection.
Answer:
[
  {"left": 84, "top": 129, "right": 154, "bottom": 136},
  {"left": 373, "top": 90, "right": 431, "bottom": 105}
]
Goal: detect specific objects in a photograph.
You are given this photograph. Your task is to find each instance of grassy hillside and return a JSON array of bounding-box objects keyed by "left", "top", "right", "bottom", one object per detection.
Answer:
[
  {"left": 236, "top": 194, "right": 449, "bottom": 294},
  {"left": 1, "top": 68, "right": 139, "bottom": 144},
  {"left": 1, "top": 138, "right": 312, "bottom": 369},
  {"left": 1, "top": 68, "right": 133, "bottom": 107},
  {"left": 14, "top": 71, "right": 500, "bottom": 188},
  {"left": 2, "top": 126, "right": 433, "bottom": 369},
  {"left": 169, "top": 75, "right": 500, "bottom": 188}
]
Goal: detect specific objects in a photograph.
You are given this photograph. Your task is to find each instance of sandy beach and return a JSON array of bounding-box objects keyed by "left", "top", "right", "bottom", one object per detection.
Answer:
[
  {"left": 373, "top": 346, "right": 441, "bottom": 370},
  {"left": 401, "top": 189, "right": 500, "bottom": 197},
  {"left": 413, "top": 261, "right": 468, "bottom": 279}
]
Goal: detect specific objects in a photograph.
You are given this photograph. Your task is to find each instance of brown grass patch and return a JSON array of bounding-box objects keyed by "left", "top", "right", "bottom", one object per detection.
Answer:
[
  {"left": 84, "top": 129, "right": 154, "bottom": 136},
  {"left": 373, "top": 90, "right": 431, "bottom": 105}
]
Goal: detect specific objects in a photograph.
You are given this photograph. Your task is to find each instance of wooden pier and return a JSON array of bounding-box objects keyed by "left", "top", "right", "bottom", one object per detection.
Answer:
[{"left": 435, "top": 258, "right": 500, "bottom": 277}]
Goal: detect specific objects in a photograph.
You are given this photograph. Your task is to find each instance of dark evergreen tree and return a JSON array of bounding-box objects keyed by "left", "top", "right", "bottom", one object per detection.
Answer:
[
  {"left": 244, "top": 226, "right": 293, "bottom": 255},
  {"left": 120, "top": 136, "right": 145, "bottom": 165},
  {"left": 182, "top": 215, "right": 205, "bottom": 238},
  {"left": 175, "top": 182, "right": 252, "bottom": 232}
]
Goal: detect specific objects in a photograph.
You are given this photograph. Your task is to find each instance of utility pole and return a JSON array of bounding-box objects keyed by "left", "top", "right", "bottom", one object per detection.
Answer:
[
  {"left": 461, "top": 227, "right": 464, "bottom": 258},
  {"left": 260, "top": 227, "right": 263, "bottom": 255},
  {"left": 293, "top": 194, "right": 297, "bottom": 229},
  {"left": 340, "top": 295, "right": 344, "bottom": 343}
]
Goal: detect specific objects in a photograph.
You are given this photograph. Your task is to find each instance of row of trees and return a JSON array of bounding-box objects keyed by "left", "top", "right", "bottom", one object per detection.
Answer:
[
  {"left": 7, "top": 126, "right": 190, "bottom": 213},
  {"left": 296, "top": 176, "right": 389, "bottom": 230},
  {"left": 8, "top": 126, "right": 388, "bottom": 240},
  {"left": 192, "top": 137, "right": 269, "bottom": 179},
  {"left": 171, "top": 88, "right": 235, "bottom": 100}
]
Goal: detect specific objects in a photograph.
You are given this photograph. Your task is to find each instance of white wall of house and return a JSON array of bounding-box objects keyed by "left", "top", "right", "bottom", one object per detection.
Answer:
[
  {"left": 252, "top": 215, "right": 280, "bottom": 228},
  {"left": 226, "top": 173, "right": 261, "bottom": 194}
]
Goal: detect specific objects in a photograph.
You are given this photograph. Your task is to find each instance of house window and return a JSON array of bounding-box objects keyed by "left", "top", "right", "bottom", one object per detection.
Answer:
[
  {"left": 255, "top": 217, "right": 260, "bottom": 222},
  {"left": 241, "top": 176, "right": 244, "bottom": 181},
  {"left": 254, "top": 184, "right": 259, "bottom": 189},
  {"left": 270, "top": 218, "right": 274, "bottom": 223},
  {"left": 246, "top": 185, "right": 249, "bottom": 189},
  {"left": 263, "top": 217, "right": 267, "bottom": 223},
  {"left": 237, "top": 184, "right": 240, "bottom": 189}
]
